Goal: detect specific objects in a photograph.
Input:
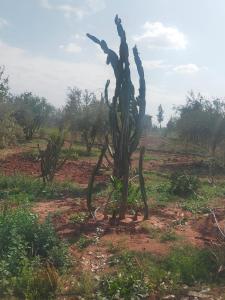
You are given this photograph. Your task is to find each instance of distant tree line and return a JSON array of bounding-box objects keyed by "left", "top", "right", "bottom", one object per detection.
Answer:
[{"left": 166, "top": 91, "right": 225, "bottom": 157}]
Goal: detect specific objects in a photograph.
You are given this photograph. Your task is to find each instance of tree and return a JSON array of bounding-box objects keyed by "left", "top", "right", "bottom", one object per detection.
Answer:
[
  {"left": 165, "top": 117, "right": 177, "bottom": 136},
  {"left": 0, "top": 66, "right": 9, "bottom": 103},
  {"left": 157, "top": 104, "right": 164, "bottom": 129},
  {"left": 13, "top": 92, "right": 53, "bottom": 140},
  {"left": 0, "top": 66, "right": 23, "bottom": 148},
  {"left": 65, "top": 88, "right": 108, "bottom": 153},
  {"left": 143, "top": 114, "right": 152, "bottom": 136},
  {"left": 176, "top": 92, "right": 225, "bottom": 156}
]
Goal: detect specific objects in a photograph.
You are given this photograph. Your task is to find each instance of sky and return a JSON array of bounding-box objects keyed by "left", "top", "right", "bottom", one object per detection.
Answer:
[{"left": 0, "top": 0, "right": 225, "bottom": 124}]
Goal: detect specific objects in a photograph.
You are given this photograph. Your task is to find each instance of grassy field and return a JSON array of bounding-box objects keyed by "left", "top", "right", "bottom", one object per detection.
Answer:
[{"left": 0, "top": 136, "right": 225, "bottom": 299}]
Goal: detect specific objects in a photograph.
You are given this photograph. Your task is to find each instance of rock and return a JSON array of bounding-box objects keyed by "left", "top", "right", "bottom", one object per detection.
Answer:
[
  {"left": 162, "top": 295, "right": 176, "bottom": 300},
  {"left": 188, "top": 291, "right": 211, "bottom": 298}
]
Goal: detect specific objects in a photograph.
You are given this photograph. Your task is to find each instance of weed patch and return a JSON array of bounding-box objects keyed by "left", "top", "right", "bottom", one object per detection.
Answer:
[{"left": 0, "top": 207, "right": 70, "bottom": 298}]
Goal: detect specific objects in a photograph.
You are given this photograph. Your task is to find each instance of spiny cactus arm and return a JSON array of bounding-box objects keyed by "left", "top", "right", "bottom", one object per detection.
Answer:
[
  {"left": 115, "top": 15, "right": 126, "bottom": 41},
  {"left": 133, "top": 45, "right": 146, "bottom": 108},
  {"left": 104, "top": 80, "right": 110, "bottom": 107},
  {"left": 129, "top": 46, "right": 146, "bottom": 154},
  {"left": 87, "top": 34, "right": 119, "bottom": 77},
  {"left": 104, "top": 79, "right": 121, "bottom": 149},
  {"left": 115, "top": 15, "right": 130, "bottom": 75}
]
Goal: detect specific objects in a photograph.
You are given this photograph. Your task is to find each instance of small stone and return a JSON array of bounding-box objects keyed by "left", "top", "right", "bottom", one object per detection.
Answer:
[
  {"left": 162, "top": 295, "right": 175, "bottom": 300},
  {"left": 188, "top": 291, "right": 210, "bottom": 298}
]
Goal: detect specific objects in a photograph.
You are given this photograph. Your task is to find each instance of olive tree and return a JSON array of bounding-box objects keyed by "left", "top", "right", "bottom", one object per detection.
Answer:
[
  {"left": 13, "top": 92, "right": 53, "bottom": 140},
  {"left": 0, "top": 66, "right": 23, "bottom": 147},
  {"left": 176, "top": 92, "right": 225, "bottom": 155},
  {"left": 65, "top": 88, "right": 108, "bottom": 153}
]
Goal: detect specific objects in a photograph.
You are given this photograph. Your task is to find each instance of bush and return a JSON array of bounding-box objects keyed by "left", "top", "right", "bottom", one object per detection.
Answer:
[
  {"left": 0, "top": 113, "right": 24, "bottom": 148},
  {"left": 76, "top": 235, "right": 95, "bottom": 250},
  {"left": 101, "top": 252, "right": 176, "bottom": 299},
  {"left": 69, "top": 212, "right": 89, "bottom": 224},
  {"left": 0, "top": 207, "right": 70, "bottom": 297},
  {"left": 170, "top": 172, "right": 200, "bottom": 197}
]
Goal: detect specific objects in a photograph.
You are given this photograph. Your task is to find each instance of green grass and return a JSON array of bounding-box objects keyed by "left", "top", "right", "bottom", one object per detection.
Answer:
[
  {"left": 0, "top": 174, "right": 84, "bottom": 205},
  {"left": 99, "top": 246, "right": 218, "bottom": 299},
  {"left": 73, "top": 142, "right": 100, "bottom": 158},
  {"left": 144, "top": 171, "right": 225, "bottom": 213},
  {"left": 144, "top": 155, "right": 160, "bottom": 161},
  {"left": 145, "top": 173, "right": 174, "bottom": 205},
  {"left": 160, "top": 230, "right": 179, "bottom": 243}
]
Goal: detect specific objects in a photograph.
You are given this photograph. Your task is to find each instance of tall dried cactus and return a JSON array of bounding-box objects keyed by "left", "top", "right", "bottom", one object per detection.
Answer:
[{"left": 87, "top": 15, "right": 147, "bottom": 219}]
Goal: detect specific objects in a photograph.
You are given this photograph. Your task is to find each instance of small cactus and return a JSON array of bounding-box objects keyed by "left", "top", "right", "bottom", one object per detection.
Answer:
[{"left": 38, "top": 131, "right": 67, "bottom": 183}]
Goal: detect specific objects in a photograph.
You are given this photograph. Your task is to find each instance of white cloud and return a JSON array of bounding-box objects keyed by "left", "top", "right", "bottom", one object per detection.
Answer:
[
  {"left": 173, "top": 64, "right": 200, "bottom": 74},
  {"left": 59, "top": 42, "right": 82, "bottom": 53},
  {"left": 143, "top": 60, "right": 171, "bottom": 70},
  {"left": 143, "top": 60, "right": 204, "bottom": 75},
  {"left": 134, "top": 22, "right": 188, "bottom": 49},
  {"left": 40, "top": 0, "right": 105, "bottom": 19},
  {"left": 0, "top": 40, "right": 114, "bottom": 107},
  {"left": 0, "top": 17, "right": 9, "bottom": 30}
]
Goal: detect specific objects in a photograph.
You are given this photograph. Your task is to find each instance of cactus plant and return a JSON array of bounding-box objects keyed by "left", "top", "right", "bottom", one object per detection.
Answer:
[
  {"left": 87, "top": 15, "right": 148, "bottom": 220},
  {"left": 38, "top": 131, "right": 67, "bottom": 183}
]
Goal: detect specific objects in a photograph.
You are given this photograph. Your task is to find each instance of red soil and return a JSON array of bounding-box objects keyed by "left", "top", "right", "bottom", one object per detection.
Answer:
[
  {"left": 32, "top": 197, "right": 222, "bottom": 276},
  {"left": 0, "top": 154, "right": 107, "bottom": 185}
]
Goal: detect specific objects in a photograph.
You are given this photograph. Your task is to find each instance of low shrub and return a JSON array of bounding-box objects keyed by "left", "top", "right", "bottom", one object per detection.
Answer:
[
  {"left": 169, "top": 172, "right": 200, "bottom": 197},
  {"left": 76, "top": 235, "right": 95, "bottom": 250},
  {"left": 69, "top": 212, "right": 89, "bottom": 224},
  {"left": 0, "top": 207, "right": 70, "bottom": 297}
]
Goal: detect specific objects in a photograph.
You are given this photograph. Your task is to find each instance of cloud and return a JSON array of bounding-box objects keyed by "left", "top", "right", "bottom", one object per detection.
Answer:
[
  {"left": 0, "top": 40, "right": 114, "bottom": 107},
  {"left": 143, "top": 60, "right": 171, "bottom": 70},
  {"left": 40, "top": 0, "right": 105, "bottom": 19},
  {"left": 0, "top": 17, "right": 9, "bottom": 30},
  {"left": 173, "top": 64, "right": 200, "bottom": 74},
  {"left": 134, "top": 22, "right": 188, "bottom": 49},
  {"left": 143, "top": 60, "right": 203, "bottom": 75},
  {"left": 59, "top": 42, "right": 82, "bottom": 53}
]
